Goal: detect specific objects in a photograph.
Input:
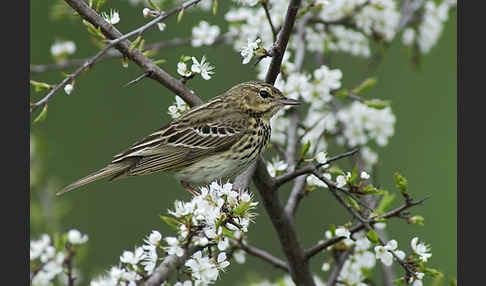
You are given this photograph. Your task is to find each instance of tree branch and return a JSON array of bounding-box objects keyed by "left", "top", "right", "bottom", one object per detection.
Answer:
[
  {"left": 31, "top": 0, "right": 203, "bottom": 113},
  {"left": 30, "top": 33, "right": 234, "bottom": 73},
  {"left": 143, "top": 245, "right": 201, "bottom": 286},
  {"left": 305, "top": 195, "right": 429, "bottom": 259},
  {"left": 275, "top": 148, "right": 360, "bottom": 187},
  {"left": 232, "top": 239, "right": 290, "bottom": 272},
  {"left": 327, "top": 248, "right": 353, "bottom": 286},
  {"left": 252, "top": 157, "right": 316, "bottom": 286}
]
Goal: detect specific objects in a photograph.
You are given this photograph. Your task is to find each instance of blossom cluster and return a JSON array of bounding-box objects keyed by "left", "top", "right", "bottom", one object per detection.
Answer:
[
  {"left": 89, "top": 181, "right": 256, "bottom": 285},
  {"left": 177, "top": 56, "right": 215, "bottom": 81},
  {"left": 30, "top": 229, "right": 88, "bottom": 286},
  {"left": 168, "top": 95, "right": 191, "bottom": 119},
  {"left": 402, "top": 0, "right": 457, "bottom": 54},
  {"left": 50, "top": 40, "right": 76, "bottom": 62}
]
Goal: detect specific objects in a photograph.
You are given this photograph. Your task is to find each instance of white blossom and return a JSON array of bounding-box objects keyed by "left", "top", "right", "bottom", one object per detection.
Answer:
[
  {"left": 185, "top": 251, "right": 219, "bottom": 284},
  {"left": 337, "top": 102, "right": 396, "bottom": 147},
  {"left": 375, "top": 239, "right": 403, "bottom": 266},
  {"left": 120, "top": 247, "right": 145, "bottom": 265},
  {"left": 142, "top": 8, "right": 151, "bottom": 18},
  {"left": 306, "top": 173, "right": 330, "bottom": 188},
  {"left": 50, "top": 40, "right": 76, "bottom": 57},
  {"left": 240, "top": 38, "right": 261, "bottom": 64},
  {"left": 233, "top": 249, "right": 246, "bottom": 264},
  {"left": 402, "top": 28, "right": 416, "bottom": 46},
  {"left": 191, "top": 56, "right": 215, "bottom": 80},
  {"left": 67, "top": 229, "right": 89, "bottom": 244},
  {"left": 411, "top": 237, "right": 432, "bottom": 262},
  {"left": 31, "top": 234, "right": 51, "bottom": 260},
  {"left": 321, "top": 262, "right": 331, "bottom": 271},
  {"left": 266, "top": 157, "right": 288, "bottom": 177},
  {"left": 360, "top": 171, "right": 370, "bottom": 179},
  {"left": 335, "top": 227, "right": 351, "bottom": 239},
  {"left": 191, "top": 21, "right": 220, "bottom": 47},
  {"left": 168, "top": 95, "right": 190, "bottom": 119},
  {"left": 101, "top": 9, "right": 120, "bottom": 25},
  {"left": 336, "top": 172, "right": 351, "bottom": 188},
  {"left": 157, "top": 23, "right": 166, "bottom": 31},
  {"left": 415, "top": 1, "right": 456, "bottom": 54},
  {"left": 144, "top": 230, "right": 162, "bottom": 245},
  {"left": 165, "top": 236, "right": 185, "bottom": 257},
  {"left": 312, "top": 65, "right": 343, "bottom": 105},
  {"left": 217, "top": 252, "right": 230, "bottom": 269}
]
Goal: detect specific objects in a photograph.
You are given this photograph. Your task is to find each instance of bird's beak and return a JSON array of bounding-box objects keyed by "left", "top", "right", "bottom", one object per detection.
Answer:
[{"left": 278, "top": 97, "right": 301, "bottom": 106}]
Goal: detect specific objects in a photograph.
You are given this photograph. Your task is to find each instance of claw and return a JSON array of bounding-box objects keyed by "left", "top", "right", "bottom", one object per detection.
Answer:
[{"left": 180, "top": 181, "right": 200, "bottom": 196}]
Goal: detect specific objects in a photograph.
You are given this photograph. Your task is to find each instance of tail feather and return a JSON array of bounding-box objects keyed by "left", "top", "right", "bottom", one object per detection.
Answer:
[{"left": 56, "top": 164, "right": 130, "bottom": 196}]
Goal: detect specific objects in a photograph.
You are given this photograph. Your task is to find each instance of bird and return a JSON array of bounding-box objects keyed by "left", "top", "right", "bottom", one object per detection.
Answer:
[{"left": 56, "top": 81, "right": 300, "bottom": 196}]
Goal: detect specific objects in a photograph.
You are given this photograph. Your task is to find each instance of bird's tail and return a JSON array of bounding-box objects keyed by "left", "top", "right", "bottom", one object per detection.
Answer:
[{"left": 56, "top": 163, "right": 130, "bottom": 196}]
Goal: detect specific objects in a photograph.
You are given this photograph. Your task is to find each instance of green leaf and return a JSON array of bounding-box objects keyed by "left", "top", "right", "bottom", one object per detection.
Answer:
[
  {"left": 212, "top": 0, "right": 218, "bottom": 15},
  {"left": 139, "top": 39, "right": 145, "bottom": 52},
  {"left": 425, "top": 268, "right": 444, "bottom": 278},
  {"left": 366, "top": 230, "right": 379, "bottom": 244},
  {"left": 30, "top": 80, "right": 51, "bottom": 92},
  {"left": 361, "top": 185, "right": 385, "bottom": 195},
  {"left": 300, "top": 140, "right": 311, "bottom": 158},
  {"left": 393, "top": 172, "right": 408, "bottom": 194},
  {"left": 177, "top": 8, "right": 184, "bottom": 23},
  {"left": 344, "top": 195, "right": 360, "bottom": 211},
  {"left": 159, "top": 215, "right": 180, "bottom": 228},
  {"left": 329, "top": 224, "right": 336, "bottom": 237},
  {"left": 352, "top": 77, "right": 377, "bottom": 94},
  {"left": 376, "top": 190, "right": 395, "bottom": 214},
  {"left": 348, "top": 164, "right": 359, "bottom": 184},
  {"left": 363, "top": 99, "right": 391, "bottom": 109},
  {"left": 33, "top": 105, "right": 48, "bottom": 124},
  {"left": 148, "top": 0, "right": 161, "bottom": 11},
  {"left": 129, "top": 36, "right": 142, "bottom": 53},
  {"left": 180, "top": 55, "right": 192, "bottom": 62},
  {"left": 234, "top": 201, "right": 252, "bottom": 216},
  {"left": 222, "top": 226, "right": 236, "bottom": 239},
  {"left": 335, "top": 89, "right": 348, "bottom": 98},
  {"left": 408, "top": 215, "right": 425, "bottom": 226},
  {"left": 392, "top": 277, "right": 405, "bottom": 285},
  {"left": 153, "top": 59, "right": 166, "bottom": 66}
]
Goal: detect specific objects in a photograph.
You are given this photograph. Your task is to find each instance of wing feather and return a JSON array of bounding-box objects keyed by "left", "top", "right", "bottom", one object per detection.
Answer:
[{"left": 109, "top": 109, "right": 250, "bottom": 177}]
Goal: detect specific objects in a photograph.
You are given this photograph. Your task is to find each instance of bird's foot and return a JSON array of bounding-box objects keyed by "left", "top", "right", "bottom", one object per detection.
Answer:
[{"left": 180, "top": 181, "right": 200, "bottom": 196}]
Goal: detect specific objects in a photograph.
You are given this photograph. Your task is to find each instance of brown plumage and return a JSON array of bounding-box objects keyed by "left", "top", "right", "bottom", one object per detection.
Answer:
[{"left": 57, "top": 81, "right": 299, "bottom": 196}]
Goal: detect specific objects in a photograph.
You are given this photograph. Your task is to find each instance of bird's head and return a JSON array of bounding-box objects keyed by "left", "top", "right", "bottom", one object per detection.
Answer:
[{"left": 226, "top": 81, "right": 300, "bottom": 119}]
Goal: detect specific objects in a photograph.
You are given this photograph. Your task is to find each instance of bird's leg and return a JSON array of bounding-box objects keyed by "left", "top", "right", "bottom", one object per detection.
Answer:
[{"left": 180, "top": 181, "right": 200, "bottom": 196}]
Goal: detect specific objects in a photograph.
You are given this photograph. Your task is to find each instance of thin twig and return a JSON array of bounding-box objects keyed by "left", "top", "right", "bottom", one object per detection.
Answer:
[
  {"left": 305, "top": 196, "right": 430, "bottom": 259},
  {"left": 327, "top": 249, "right": 353, "bottom": 286},
  {"left": 261, "top": 0, "right": 278, "bottom": 42},
  {"left": 30, "top": 33, "right": 234, "bottom": 73},
  {"left": 275, "top": 148, "right": 360, "bottom": 187},
  {"left": 232, "top": 239, "right": 289, "bottom": 272},
  {"left": 143, "top": 245, "right": 202, "bottom": 286},
  {"left": 31, "top": 0, "right": 203, "bottom": 113}
]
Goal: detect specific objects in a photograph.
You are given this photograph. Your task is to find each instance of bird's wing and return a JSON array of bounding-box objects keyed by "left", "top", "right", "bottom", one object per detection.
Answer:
[{"left": 110, "top": 110, "right": 250, "bottom": 176}]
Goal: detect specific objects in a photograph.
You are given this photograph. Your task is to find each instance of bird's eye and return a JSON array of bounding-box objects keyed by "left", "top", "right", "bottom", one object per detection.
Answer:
[{"left": 259, "top": 90, "right": 271, "bottom": 99}]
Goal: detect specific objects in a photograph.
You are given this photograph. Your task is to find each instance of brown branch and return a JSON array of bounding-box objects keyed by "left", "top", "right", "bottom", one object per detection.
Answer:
[
  {"left": 327, "top": 249, "right": 353, "bottom": 286},
  {"left": 31, "top": 0, "right": 203, "bottom": 113},
  {"left": 231, "top": 239, "right": 289, "bottom": 272},
  {"left": 252, "top": 157, "right": 316, "bottom": 286},
  {"left": 264, "top": 0, "right": 301, "bottom": 84},
  {"left": 30, "top": 33, "right": 234, "bottom": 73},
  {"left": 275, "top": 148, "right": 360, "bottom": 187},
  {"left": 143, "top": 245, "right": 201, "bottom": 286},
  {"left": 261, "top": 0, "right": 278, "bottom": 42},
  {"left": 305, "top": 195, "right": 429, "bottom": 259}
]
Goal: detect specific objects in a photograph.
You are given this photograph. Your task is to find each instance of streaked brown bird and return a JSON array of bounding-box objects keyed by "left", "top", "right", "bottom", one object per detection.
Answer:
[{"left": 57, "top": 81, "right": 299, "bottom": 196}]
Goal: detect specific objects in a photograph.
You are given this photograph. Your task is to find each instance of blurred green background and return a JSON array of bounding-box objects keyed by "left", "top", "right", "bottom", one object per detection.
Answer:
[{"left": 30, "top": 1, "right": 456, "bottom": 284}]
